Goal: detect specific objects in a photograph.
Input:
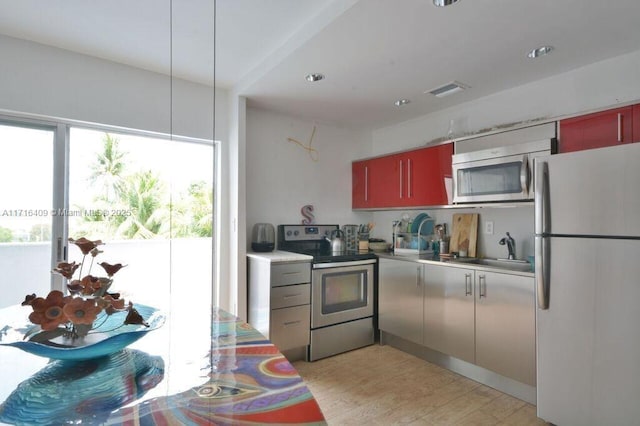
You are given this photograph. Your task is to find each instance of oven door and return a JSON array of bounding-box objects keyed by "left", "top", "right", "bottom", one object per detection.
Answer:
[
  {"left": 453, "top": 153, "right": 532, "bottom": 203},
  {"left": 311, "top": 261, "right": 374, "bottom": 329}
]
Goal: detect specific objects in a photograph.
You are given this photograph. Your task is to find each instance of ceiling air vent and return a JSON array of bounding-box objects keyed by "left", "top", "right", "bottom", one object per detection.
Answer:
[{"left": 426, "top": 81, "right": 469, "bottom": 98}]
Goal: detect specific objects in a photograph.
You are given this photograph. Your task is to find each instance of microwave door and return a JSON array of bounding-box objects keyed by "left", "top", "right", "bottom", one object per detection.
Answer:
[{"left": 453, "top": 154, "right": 529, "bottom": 203}]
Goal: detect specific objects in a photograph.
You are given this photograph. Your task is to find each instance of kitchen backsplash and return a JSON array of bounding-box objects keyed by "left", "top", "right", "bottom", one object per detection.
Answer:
[{"left": 371, "top": 206, "right": 534, "bottom": 260}]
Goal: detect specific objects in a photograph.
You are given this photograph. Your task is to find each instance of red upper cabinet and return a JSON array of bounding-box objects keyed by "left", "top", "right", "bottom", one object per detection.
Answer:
[
  {"left": 559, "top": 106, "right": 633, "bottom": 153},
  {"left": 352, "top": 142, "right": 453, "bottom": 209},
  {"left": 633, "top": 104, "right": 640, "bottom": 143},
  {"left": 402, "top": 143, "right": 453, "bottom": 207},
  {"left": 352, "top": 160, "right": 369, "bottom": 209},
  {"left": 368, "top": 154, "right": 402, "bottom": 207},
  {"left": 352, "top": 155, "right": 400, "bottom": 208}
]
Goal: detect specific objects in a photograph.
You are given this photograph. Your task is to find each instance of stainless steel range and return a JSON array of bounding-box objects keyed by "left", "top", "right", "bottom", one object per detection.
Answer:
[{"left": 278, "top": 224, "right": 377, "bottom": 361}]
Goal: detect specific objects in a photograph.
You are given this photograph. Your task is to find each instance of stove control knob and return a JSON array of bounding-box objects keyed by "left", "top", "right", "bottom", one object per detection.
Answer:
[
  {"left": 286, "top": 230, "right": 292, "bottom": 236},
  {"left": 293, "top": 230, "right": 299, "bottom": 236}
]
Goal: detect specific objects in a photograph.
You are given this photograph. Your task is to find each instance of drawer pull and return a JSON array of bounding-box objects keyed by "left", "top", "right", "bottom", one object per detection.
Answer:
[
  {"left": 283, "top": 294, "right": 301, "bottom": 299},
  {"left": 282, "top": 271, "right": 301, "bottom": 276},
  {"left": 464, "top": 273, "right": 472, "bottom": 296},
  {"left": 479, "top": 275, "right": 487, "bottom": 298},
  {"left": 283, "top": 320, "right": 301, "bottom": 326}
]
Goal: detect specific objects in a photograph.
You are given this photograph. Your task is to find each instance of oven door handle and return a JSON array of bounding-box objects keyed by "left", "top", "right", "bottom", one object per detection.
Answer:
[{"left": 313, "top": 259, "right": 377, "bottom": 269}]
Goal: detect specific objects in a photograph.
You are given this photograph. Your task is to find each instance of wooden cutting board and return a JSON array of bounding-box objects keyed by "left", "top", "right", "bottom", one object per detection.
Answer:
[{"left": 450, "top": 213, "right": 478, "bottom": 257}]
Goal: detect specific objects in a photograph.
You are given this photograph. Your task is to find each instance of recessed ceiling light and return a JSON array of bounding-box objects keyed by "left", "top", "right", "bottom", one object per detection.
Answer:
[
  {"left": 305, "top": 73, "right": 325, "bottom": 82},
  {"left": 426, "top": 81, "right": 469, "bottom": 98},
  {"left": 527, "top": 46, "right": 553, "bottom": 59},
  {"left": 433, "top": 0, "right": 460, "bottom": 7},
  {"left": 394, "top": 99, "right": 411, "bottom": 107}
]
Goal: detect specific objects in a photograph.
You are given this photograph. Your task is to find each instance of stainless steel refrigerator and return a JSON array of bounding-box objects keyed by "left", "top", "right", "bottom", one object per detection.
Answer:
[{"left": 534, "top": 142, "right": 640, "bottom": 425}]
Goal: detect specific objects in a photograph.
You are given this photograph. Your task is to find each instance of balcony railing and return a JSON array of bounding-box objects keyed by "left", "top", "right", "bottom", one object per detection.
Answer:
[{"left": 0, "top": 238, "right": 213, "bottom": 311}]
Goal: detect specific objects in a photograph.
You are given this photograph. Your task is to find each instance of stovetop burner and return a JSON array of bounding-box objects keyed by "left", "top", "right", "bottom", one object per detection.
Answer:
[
  {"left": 277, "top": 224, "right": 378, "bottom": 263},
  {"left": 290, "top": 247, "right": 378, "bottom": 263}
]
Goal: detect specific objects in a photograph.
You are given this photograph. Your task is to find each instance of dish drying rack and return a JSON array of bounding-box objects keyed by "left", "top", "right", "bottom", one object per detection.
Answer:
[{"left": 393, "top": 218, "right": 434, "bottom": 256}]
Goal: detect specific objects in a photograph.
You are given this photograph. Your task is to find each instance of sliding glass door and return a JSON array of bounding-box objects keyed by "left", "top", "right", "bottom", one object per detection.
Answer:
[
  {"left": 68, "top": 127, "right": 214, "bottom": 312},
  {"left": 0, "top": 119, "right": 215, "bottom": 314},
  {"left": 0, "top": 122, "right": 56, "bottom": 308}
]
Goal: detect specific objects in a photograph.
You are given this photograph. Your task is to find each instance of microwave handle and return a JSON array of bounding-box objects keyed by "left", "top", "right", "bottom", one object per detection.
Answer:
[{"left": 520, "top": 154, "right": 529, "bottom": 194}]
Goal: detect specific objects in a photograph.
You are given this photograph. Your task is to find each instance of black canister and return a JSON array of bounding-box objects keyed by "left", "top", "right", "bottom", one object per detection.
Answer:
[{"left": 251, "top": 223, "right": 275, "bottom": 252}]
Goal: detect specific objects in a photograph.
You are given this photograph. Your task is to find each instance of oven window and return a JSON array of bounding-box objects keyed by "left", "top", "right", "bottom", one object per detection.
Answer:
[
  {"left": 457, "top": 161, "right": 523, "bottom": 196},
  {"left": 321, "top": 270, "right": 367, "bottom": 314}
]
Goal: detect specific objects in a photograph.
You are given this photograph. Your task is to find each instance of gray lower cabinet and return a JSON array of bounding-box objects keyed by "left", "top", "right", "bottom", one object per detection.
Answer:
[
  {"left": 475, "top": 271, "right": 536, "bottom": 386},
  {"left": 379, "top": 257, "right": 535, "bottom": 387},
  {"left": 247, "top": 256, "right": 311, "bottom": 359},
  {"left": 423, "top": 263, "right": 475, "bottom": 364},
  {"left": 378, "top": 258, "right": 423, "bottom": 345}
]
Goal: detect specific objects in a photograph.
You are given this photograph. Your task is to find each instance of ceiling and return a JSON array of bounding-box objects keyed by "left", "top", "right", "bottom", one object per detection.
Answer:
[{"left": 2, "top": 0, "right": 640, "bottom": 129}]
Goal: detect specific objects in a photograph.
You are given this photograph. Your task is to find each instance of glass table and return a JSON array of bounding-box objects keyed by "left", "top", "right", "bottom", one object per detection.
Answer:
[{"left": 0, "top": 305, "right": 326, "bottom": 425}]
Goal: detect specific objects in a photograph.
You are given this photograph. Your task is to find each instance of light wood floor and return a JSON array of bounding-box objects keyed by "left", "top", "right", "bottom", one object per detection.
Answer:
[{"left": 293, "top": 344, "right": 548, "bottom": 425}]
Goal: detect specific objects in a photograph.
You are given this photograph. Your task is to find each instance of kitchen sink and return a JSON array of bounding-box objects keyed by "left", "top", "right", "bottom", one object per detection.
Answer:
[{"left": 451, "top": 257, "right": 533, "bottom": 272}]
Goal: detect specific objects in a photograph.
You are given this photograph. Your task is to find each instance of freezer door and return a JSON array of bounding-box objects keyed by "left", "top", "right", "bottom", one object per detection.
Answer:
[
  {"left": 536, "top": 143, "right": 640, "bottom": 237},
  {"left": 537, "top": 237, "right": 640, "bottom": 425}
]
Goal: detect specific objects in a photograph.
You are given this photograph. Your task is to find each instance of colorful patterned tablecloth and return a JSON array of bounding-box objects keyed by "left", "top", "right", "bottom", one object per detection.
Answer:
[{"left": 0, "top": 307, "right": 326, "bottom": 425}]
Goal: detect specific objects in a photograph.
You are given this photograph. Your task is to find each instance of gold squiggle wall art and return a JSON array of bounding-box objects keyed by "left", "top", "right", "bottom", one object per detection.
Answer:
[{"left": 287, "top": 125, "right": 318, "bottom": 162}]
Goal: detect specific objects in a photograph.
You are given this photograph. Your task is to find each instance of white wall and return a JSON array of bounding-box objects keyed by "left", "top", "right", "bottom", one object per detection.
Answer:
[
  {"left": 225, "top": 95, "right": 247, "bottom": 319},
  {"left": 0, "top": 34, "right": 227, "bottom": 141},
  {"left": 371, "top": 207, "right": 534, "bottom": 261},
  {"left": 370, "top": 49, "right": 640, "bottom": 259},
  {"left": 245, "top": 107, "right": 374, "bottom": 245}
]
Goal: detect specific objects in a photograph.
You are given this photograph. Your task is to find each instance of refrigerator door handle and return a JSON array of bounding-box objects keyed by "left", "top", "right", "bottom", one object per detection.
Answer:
[
  {"left": 534, "top": 160, "right": 549, "bottom": 235},
  {"left": 535, "top": 236, "right": 550, "bottom": 309},
  {"left": 535, "top": 160, "right": 550, "bottom": 309}
]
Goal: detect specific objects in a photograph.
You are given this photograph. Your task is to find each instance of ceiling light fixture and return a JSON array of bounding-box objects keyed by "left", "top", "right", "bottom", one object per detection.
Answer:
[
  {"left": 527, "top": 46, "right": 553, "bottom": 59},
  {"left": 426, "top": 81, "right": 469, "bottom": 98},
  {"left": 394, "top": 99, "right": 411, "bottom": 107},
  {"left": 305, "top": 73, "right": 325, "bottom": 82},
  {"left": 433, "top": 0, "right": 460, "bottom": 7}
]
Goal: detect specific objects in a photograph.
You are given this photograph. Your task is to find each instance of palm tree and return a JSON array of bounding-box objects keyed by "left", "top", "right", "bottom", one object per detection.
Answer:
[
  {"left": 185, "top": 181, "right": 213, "bottom": 237},
  {"left": 169, "top": 181, "right": 213, "bottom": 238},
  {"left": 89, "top": 133, "right": 127, "bottom": 203},
  {"left": 116, "top": 170, "right": 169, "bottom": 239}
]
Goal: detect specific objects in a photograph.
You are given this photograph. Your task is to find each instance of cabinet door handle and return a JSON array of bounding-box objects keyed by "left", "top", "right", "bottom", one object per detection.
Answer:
[
  {"left": 618, "top": 113, "right": 622, "bottom": 142},
  {"left": 407, "top": 158, "right": 412, "bottom": 198},
  {"left": 464, "top": 273, "right": 472, "bottom": 296},
  {"left": 399, "top": 160, "right": 404, "bottom": 198},
  {"left": 478, "top": 275, "right": 486, "bottom": 298},
  {"left": 283, "top": 320, "right": 301, "bottom": 326},
  {"left": 365, "top": 166, "right": 369, "bottom": 201},
  {"left": 416, "top": 266, "right": 421, "bottom": 287}
]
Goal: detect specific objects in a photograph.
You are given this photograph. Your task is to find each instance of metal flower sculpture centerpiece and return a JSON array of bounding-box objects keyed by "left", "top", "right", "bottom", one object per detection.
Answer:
[{"left": 6, "top": 237, "right": 164, "bottom": 359}]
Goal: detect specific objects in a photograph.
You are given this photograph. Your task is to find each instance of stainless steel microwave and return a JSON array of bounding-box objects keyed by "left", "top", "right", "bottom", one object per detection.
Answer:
[{"left": 452, "top": 139, "right": 556, "bottom": 203}]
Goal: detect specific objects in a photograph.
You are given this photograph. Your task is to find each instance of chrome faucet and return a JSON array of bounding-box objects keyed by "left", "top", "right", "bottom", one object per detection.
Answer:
[{"left": 499, "top": 232, "right": 516, "bottom": 260}]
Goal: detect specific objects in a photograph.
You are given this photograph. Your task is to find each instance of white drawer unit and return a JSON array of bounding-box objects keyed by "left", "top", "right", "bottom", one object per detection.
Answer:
[
  {"left": 247, "top": 251, "right": 312, "bottom": 361},
  {"left": 270, "top": 283, "right": 311, "bottom": 310},
  {"left": 270, "top": 305, "right": 311, "bottom": 351},
  {"left": 270, "top": 262, "right": 311, "bottom": 287}
]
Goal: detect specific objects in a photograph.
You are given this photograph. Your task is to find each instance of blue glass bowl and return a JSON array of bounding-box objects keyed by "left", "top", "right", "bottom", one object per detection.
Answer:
[
  {"left": 0, "top": 349, "right": 165, "bottom": 425},
  {"left": 0, "top": 303, "right": 165, "bottom": 360}
]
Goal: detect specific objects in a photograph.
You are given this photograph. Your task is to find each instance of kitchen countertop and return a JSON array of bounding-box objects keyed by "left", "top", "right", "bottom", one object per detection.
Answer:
[
  {"left": 0, "top": 306, "right": 326, "bottom": 425},
  {"left": 377, "top": 252, "right": 534, "bottom": 277},
  {"left": 247, "top": 250, "right": 313, "bottom": 263}
]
